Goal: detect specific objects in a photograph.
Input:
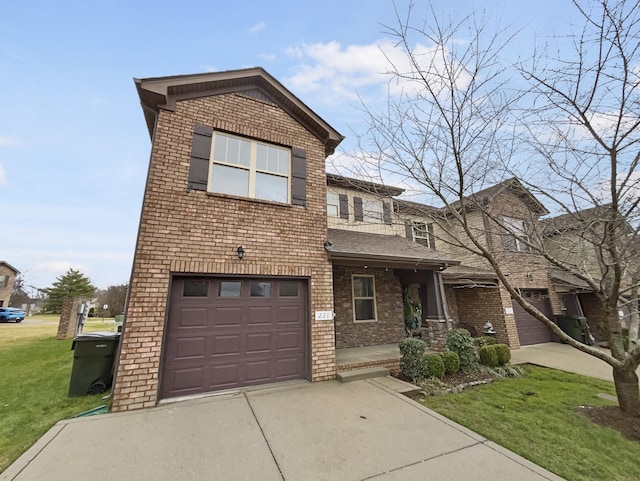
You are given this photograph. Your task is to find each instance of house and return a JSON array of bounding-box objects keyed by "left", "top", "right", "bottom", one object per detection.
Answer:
[{"left": 0, "top": 261, "right": 19, "bottom": 307}]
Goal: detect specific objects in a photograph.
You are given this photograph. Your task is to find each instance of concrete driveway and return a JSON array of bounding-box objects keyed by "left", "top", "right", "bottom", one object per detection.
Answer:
[{"left": 1, "top": 379, "right": 564, "bottom": 481}]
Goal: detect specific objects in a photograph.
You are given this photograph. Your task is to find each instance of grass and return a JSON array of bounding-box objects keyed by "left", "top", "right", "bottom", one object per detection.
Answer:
[
  {"left": 423, "top": 366, "right": 640, "bottom": 481},
  {"left": 0, "top": 314, "right": 117, "bottom": 473}
]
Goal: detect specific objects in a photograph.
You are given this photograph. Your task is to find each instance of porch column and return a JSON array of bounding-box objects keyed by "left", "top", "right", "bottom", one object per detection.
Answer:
[{"left": 422, "top": 270, "right": 448, "bottom": 321}]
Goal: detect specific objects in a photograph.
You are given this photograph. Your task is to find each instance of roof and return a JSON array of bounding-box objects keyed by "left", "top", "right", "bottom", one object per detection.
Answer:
[
  {"left": 325, "top": 229, "right": 459, "bottom": 268},
  {"left": 441, "top": 264, "right": 499, "bottom": 286},
  {"left": 394, "top": 198, "right": 439, "bottom": 216},
  {"left": 452, "top": 178, "right": 549, "bottom": 215},
  {"left": 135, "top": 67, "right": 344, "bottom": 155},
  {"left": 326, "top": 173, "right": 404, "bottom": 197},
  {"left": 540, "top": 204, "right": 611, "bottom": 236},
  {"left": 0, "top": 261, "right": 19, "bottom": 274},
  {"left": 548, "top": 268, "right": 592, "bottom": 290}
]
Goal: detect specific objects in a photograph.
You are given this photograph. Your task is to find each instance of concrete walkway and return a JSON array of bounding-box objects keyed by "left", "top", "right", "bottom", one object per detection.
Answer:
[
  {"left": 1, "top": 380, "right": 564, "bottom": 481},
  {"left": 510, "top": 342, "right": 640, "bottom": 382}
]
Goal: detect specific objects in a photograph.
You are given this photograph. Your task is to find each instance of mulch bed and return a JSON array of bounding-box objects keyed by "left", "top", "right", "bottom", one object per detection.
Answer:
[{"left": 579, "top": 406, "right": 640, "bottom": 443}]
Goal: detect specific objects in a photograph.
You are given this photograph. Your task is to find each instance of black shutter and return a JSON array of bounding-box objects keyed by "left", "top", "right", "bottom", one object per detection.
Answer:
[
  {"left": 383, "top": 202, "right": 392, "bottom": 225},
  {"left": 338, "top": 194, "right": 349, "bottom": 219},
  {"left": 291, "top": 148, "right": 307, "bottom": 206},
  {"left": 405, "top": 222, "right": 414, "bottom": 240},
  {"left": 188, "top": 125, "right": 213, "bottom": 191},
  {"left": 354, "top": 197, "right": 363, "bottom": 221},
  {"left": 427, "top": 223, "right": 436, "bottom": 250}
]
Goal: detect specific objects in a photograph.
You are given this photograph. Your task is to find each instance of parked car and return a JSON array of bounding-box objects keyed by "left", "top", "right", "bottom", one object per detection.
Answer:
[{"left": 0, "top": 307, "right": 25, "bottom": 323}]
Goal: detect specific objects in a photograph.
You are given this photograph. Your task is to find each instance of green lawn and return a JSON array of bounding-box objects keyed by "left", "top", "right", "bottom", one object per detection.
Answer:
[
  {"left": 423, "top": 366, "right": 640, "bottom": 481},
  {"left": 0, "top": 318, "right": 114, "bottom": 473}
]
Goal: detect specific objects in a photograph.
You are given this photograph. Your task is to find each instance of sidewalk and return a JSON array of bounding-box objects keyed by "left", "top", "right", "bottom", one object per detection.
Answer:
[
  {"left": 510, "top": 342, "right": 639, "bottom": 382},
  {"left": 1, "top": 379, "right": 564, "bottom": 481}
]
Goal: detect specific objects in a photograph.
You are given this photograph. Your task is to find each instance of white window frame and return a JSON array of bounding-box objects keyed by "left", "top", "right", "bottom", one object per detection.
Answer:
[
  {"left": 208, "top": 132, "right": 291, "bottom": 203},
  {"left": 327, "top": 192, "right": 340, "bottom": 217},
  {"left": 412, "top": 222, "right": 432, "bottom": 248},
  {"left": 500, "top": 216, "right": 530, "bottom": 252},
  {"left": 352, "top": 274, "right": 377, "bottom": 322},
  {"left": 363, "top": 199, "right": 383, "bottom": 223}
]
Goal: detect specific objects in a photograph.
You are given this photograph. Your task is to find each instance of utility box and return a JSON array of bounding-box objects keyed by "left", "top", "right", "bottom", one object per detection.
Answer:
[{"left": 68, "top": 332, "right": 121, "bottom": 397}]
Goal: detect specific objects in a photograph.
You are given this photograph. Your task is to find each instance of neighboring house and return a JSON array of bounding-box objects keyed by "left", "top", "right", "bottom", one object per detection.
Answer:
[{"left": 0, "top": 262, "right": 19, "bottom": 308}]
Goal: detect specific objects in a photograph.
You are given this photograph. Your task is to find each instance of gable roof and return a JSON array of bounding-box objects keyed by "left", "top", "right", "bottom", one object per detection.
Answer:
[
  {"left": 540, "top": 204, "right": 611, "bottom": 236},
  {"left": 135, "top": 67, "right": 344, "bottom": 155},
  {"left": 453, "top": 178, "right": 549, "bottom": 216},
  {"left": 326, "top": 173, "right": 404, "bottom": 197},
  {"left": 325, "top": 229, "right": 459, "bottom": 268},
  {"left": 0, "top": 261, "right": 19, "bottom": 274}
]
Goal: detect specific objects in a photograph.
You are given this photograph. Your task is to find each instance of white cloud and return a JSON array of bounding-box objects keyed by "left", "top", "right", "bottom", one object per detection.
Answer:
[
  {"left": 284, "top": 39, "right": 470, "bottom": 106},
  {"left": 248, "top": 22, "right": 266, "bottom": 34},
  {"left": 0, "top": 136, "right": 17, "bottom": 147},
  {"left": 260, "top": 53, "right": 276, "bottom": 61},
  {"left": 0, "top": 164, "right": 6, "bottom": 185}
]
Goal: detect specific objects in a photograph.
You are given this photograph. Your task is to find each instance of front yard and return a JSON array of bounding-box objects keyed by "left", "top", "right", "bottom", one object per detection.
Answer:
[
  {"left": 423, "top": 366, "right": 640, "bottom": 481},
  {"left": 0, "top": 315, "right": 116, "bottom": 473}
]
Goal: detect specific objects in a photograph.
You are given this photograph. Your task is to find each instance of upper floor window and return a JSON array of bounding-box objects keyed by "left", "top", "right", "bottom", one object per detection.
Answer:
[
  {"left": 500, "top": 216, "right": 530, "bottom": 252},
  {"left": 209, "top": 132, "right": 290, "bottom": 203},
  {"left": 0, "top": 275, "right": 8, "bottom": 288},
  {"left": 412, "top": 222, "right": 434, "bottom": 248},
  {"left": 327, "top": 192, "right": 340, "bottom": 217},
  {"left": 363, "top": 200, "right": 384, "bottom": 223}
]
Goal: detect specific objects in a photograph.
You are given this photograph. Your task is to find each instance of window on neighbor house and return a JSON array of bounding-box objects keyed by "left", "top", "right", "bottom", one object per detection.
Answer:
[
  {"left": 209, "top": 132, "right": 290, "bottom": 203},
  {"left": 500, "top": 216, "right": 530, "bottom": 252},
  {"left": 352, "top": 275, "right": 377, "bottom": 322},
  {"left": 363, "top": 200, "right": 384, "bottom": 223},
  {"left": 412, "top": 222, "right": 434, "bottom": 248},
  {"left": 327, "top": 192, "right": 340, "bottom": 217},
  {"left": 0, "top": 275, "right": 8, "bottom": 288}
]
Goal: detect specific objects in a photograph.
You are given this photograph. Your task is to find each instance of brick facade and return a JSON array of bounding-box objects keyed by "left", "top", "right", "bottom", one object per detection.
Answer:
[
  {"left": 113, "top": 88, "right": 337, "bottom": 411},
  {"left": 333, "top": 265, "right": 405, "bottom": 348}
]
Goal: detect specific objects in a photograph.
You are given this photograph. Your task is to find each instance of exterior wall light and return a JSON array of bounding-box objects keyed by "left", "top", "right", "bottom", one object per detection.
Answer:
[{"left": 236, "top": 245, "right": 245, "bottom": 260}]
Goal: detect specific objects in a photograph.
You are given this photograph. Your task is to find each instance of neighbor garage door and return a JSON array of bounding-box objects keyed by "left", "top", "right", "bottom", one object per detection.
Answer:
[
  {"left": 160, "top": 277, "right": 308, "bottom": 399},
  {"left": 512, "top": 290, "right": 554, "bottom": 346}
]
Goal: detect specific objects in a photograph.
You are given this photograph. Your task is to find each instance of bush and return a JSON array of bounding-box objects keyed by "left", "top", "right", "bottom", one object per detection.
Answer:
[
  {"left": 446, "top": 328, "right": 476, "bottom": 371},
  {"left": 474, "top": 336, "right": 498, "bottom": 347},
  {"left": 478, "top": 345, "right": 499, "bottom": 367},
  {"left": 424, "top": 353, "right": 446, "bottom": 379},
  {"left": 399, "top": 338, "right": 427, "bottom": 381},
  {"left": 494, "top": 344, "right": 511, "bottom": 365},
  {"left": 440, "top": 351, "right": 460, "bottom": 374}
]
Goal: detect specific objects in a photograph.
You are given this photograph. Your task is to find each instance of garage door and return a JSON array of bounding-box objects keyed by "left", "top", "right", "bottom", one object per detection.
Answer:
[
  {"left": 512, "top": 290, "right": 554, "bottom": 346},
  {"left": 161, "top": 277, "right": 308, "bottom": 399}
]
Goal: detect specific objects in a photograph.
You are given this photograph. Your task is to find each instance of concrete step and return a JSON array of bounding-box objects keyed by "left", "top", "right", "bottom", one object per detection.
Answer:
[
  {"left": 369, "top": 376, "right": 421, "bottom": 398},
  {"left": 337, "top": 367, "right": 389, "bottom": 383}
]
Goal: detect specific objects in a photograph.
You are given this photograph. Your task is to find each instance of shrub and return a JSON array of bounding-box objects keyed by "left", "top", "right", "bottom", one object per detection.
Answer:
[
  {"left": 424, "top": 353, "right": 446, "bottom": 379},
  {"left": 440, "top": 351, "right": 460, "bottom": 374},
  {"left": 446, "top": 328, "right": 476, "bottom": 371},
  {"left": 478, "top": 345, "right": 499, "bottom": 367},
  {"left": 494, "top": 344, "right": 511, "bottom": 365},
  {"left": 474, "top": 336, "right": 498, "bottom": 347},
  {"left": 399, "top": 338, "right": 427, "bottom": 381}
]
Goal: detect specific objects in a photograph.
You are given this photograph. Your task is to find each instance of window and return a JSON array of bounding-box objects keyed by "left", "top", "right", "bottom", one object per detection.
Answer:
[
  {"left": 279, "top": 281, "right": 299, "bottom": 297},
  {"left": 412, "top": 222, "right": 433, "bottom": 248},
  {"left": 0, "top": 275, "right": 7, "bottom": 288},
  {"left": 209, "top": 132, "right": 290, "bottom": 203},
  {"left": 327, "top": 192, "right": 339, "bottom": 217},
  {"left": 183, "top": 280, "right": 209, "bottom": 297},
  {"left": 250, "top": 282, "right": 271, "bottom": 297},
  {"left": 352, "top": 275, "right": 377, "bottom": 322},
  {"left": 500, "top": 216, "right": 530, "bottom": 252},
  {"left": 363, "top": 200, "right": 383, "bottom": 223},
  {"left": 219, "top": 281, "right": 242, "bottom": 297}
]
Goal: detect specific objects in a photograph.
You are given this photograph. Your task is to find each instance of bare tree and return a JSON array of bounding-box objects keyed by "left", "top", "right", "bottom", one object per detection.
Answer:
[{"left": 358, "top": 0, "right": 640, "bottom": 414}]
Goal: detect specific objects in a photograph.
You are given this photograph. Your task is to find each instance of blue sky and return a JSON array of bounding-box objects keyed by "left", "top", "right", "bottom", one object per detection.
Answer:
[{"left": 0, "top": 0, "right": 581, "bottom": 291}]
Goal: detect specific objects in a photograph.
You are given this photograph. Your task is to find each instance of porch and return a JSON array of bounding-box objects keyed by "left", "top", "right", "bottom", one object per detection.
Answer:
[{"left": 335, "top": 343, "right": 402, "bottom": 373}]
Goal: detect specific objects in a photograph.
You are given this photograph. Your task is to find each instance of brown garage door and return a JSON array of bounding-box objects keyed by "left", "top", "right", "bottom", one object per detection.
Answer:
[
  {"left": 512, "top": 290, "right": 554, "bottom": 346},
  {"left": 160, "top": 277, "right": 308, "bottom": 399}
]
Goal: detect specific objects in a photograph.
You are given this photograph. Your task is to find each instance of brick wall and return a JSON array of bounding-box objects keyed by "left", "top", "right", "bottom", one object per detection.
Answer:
[
  {"left": 113, "top": 92, "right": 335, "bottom": 411},
  {"left": 333, "top": 265, "right": 404, "bottom": 348}
]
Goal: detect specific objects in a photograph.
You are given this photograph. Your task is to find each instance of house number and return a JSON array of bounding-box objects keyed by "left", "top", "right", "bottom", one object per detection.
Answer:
[{"left": 315, "top": 311, "right": 334, "bottom": 321}]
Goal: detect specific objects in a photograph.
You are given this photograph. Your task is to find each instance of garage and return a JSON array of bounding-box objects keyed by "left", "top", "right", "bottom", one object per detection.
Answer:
[
  {"left": 512, "top": 290, "right": 554, "bottom": 346},
  {"left": 160, "top": 277, "right": 308, "bottom": 399}
]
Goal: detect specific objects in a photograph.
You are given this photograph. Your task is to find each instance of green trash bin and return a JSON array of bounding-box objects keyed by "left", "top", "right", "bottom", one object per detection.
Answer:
[
  {"left": 68, "top": 332, "right": 121, "bottom": 397},
  {"left": 556, "top": 315, "right": 589, "bottom": 344}
]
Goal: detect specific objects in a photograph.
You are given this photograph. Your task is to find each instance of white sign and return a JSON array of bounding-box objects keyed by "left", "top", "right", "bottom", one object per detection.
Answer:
[
  {"left": 505, "top": 307, "right": 514, "bottom": 315},
  {"left": 315, "top": 311, "right": 334, "bottom": 321},
  {"left": 103, "top": 304, "right": 109, "bottom": 310}
]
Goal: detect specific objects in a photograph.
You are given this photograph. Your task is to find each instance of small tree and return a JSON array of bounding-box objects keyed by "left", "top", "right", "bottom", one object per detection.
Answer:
[
  {"left": 95, "top": 284, "right": 128, "bottom": 317},
  {"left": 43, "top": 269, "right": 96, "bottom": 313},
  {"left": 9, "top": 274, "right": 30, "bottom": 308}
]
